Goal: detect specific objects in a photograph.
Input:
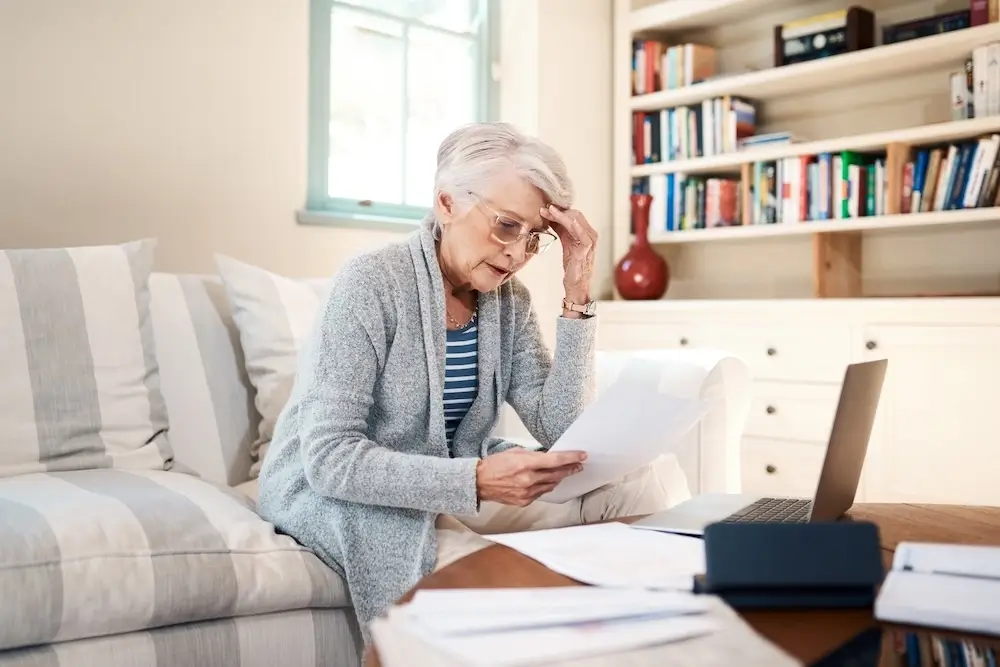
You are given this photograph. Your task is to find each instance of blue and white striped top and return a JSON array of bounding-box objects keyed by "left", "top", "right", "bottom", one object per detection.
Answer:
[{"left": 444, "top": 315, "right": 478, "bottom": 448}]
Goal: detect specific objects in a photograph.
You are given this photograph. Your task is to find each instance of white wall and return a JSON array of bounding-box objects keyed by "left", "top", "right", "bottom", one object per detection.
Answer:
[
  {"left": 500, "top": 0, "right": 614, "bottom": 342},
  {"left": 0, "top": 0, "right": 614, "bottom": 317}
]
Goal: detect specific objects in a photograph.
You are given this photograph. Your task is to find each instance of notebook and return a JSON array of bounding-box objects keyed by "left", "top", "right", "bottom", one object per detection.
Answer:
[{"left": 874, "top": 542, "right": 1000, "bottom": 637}]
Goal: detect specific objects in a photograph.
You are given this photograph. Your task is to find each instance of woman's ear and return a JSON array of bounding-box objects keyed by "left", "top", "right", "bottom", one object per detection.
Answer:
[{"left": 435, "top": 191, "right": 455, "bottom": 222}]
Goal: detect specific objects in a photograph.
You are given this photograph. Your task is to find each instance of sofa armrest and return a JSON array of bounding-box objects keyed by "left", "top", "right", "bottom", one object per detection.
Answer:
[{"left": 494, "top": 348, "right": 751, "bottom": 494}]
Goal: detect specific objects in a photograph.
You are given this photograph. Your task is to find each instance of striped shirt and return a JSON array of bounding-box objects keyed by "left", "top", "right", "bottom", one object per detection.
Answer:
[{"left": 444, "top": 314, "right": 479, "bottom": 448}]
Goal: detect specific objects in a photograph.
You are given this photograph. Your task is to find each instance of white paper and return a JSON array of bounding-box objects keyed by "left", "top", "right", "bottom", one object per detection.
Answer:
[
  {"left": 539, "top": 359, "right": 712, "bottom": 504},
  {"left": 482, "top": 521, "right": 705, "bottom": 590},
  {"left": 373, "top": 595, "right": 802, "bottom": 667},
  {"left": 397, "top": 610, "right": 719, "bottom": 667},
  {"left": 403, "top": 588, "right": 710, "bottom": 635}
]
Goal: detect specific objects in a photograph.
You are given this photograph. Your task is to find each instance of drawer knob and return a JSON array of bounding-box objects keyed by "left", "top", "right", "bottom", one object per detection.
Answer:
[
  {"left": 866, "top": 340, "right": 877, "bottom": 350},
  {"left": 680, "top": 337, "right": 689, "bottom": 346},
  {"left": 765, "top": 464, "right": 777, "bottom": 474},
  {"left": 766, "top": 347, "right": 777, "bottom": 356},
  {"left": 765, "top": 405, "right": 776, "bottom": 415}
]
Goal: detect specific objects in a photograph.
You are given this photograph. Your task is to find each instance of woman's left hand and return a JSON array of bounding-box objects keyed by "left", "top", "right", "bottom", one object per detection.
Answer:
[{"left": 540, "top": 205, "right": 598, "bottom": 304}]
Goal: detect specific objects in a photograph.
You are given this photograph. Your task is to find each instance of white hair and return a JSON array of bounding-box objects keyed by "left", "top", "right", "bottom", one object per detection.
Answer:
[{"left": 427, "top": 121, "right": 574, "bottom": 238}]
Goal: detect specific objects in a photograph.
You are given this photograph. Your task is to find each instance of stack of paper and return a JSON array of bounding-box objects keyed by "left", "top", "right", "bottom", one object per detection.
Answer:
[
  {"left": 375, "top": 587, "right": 716, "bottom": 666},
  {"left": 482, "top": 521, "right": 706, "bottom": 590},
  {"left": 875, "top": 542, "right": 1000, "bottom": 636},
  {"left": 371, "top": 589, "right": 803, "bottom": 667}
]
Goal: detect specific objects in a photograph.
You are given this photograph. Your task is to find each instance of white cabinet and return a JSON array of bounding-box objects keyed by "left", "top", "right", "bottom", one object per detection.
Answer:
[
  {"left": 597, "top": 298, "right": 1000, "bottom": 506},
  {"left": 861, "top": 324, "right": 1000, "bottom": 505}
]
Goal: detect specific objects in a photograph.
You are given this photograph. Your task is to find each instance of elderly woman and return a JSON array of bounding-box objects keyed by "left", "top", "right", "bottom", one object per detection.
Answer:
[{"left": 257, "top": 121, "right": 673, "bottom": 643}]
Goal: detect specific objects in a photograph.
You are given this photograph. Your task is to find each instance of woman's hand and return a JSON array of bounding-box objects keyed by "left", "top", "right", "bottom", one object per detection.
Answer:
[
  {"left": 540, "top": 205, "right": 598, "bottom": 306},
  {"left": 476, "top": 448, "right": 587, "bottom": 507}
]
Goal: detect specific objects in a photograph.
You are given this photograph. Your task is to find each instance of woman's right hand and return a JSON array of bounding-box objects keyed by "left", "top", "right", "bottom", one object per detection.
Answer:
[{"left": 475, "top": 448, "right": 587, "bottom": 507}]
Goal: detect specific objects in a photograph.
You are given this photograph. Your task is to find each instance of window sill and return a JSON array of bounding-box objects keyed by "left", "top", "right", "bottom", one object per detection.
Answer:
[{"left": 296, "top": 209, "right": 422, "bottom": 233}]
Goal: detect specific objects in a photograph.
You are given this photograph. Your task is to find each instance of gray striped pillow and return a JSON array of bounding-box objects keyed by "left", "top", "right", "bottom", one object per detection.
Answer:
[
  {"left": 215, "top": 255, "right": 330, "bottom": 478},
  {"left": 149, "top": 273, "right": 257, "bottom": 487},
  {"left": 0, "top": 238, "right": 172, "bottom": 478}
]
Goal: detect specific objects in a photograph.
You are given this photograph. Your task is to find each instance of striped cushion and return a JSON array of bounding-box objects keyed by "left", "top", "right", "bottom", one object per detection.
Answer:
[
  {"left": 149, "top": 273, "right": 257, "bottom": 487},
  {"left": 0, "top": 609, "right": 362, "bottom": 667},
  {"left": 0, "top": 468, "right": 349, "bottom": 651},
  {"left": 215, "top": 255, "right": 330, "bottom": 478},
  {"left": 0, "top": 239, "right": 171, "bottom": 479}
]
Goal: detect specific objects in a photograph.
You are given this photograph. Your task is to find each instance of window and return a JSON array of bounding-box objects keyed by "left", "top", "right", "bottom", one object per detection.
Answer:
[{"left": 305, "top": 0, "right": 496, "bottom": 224}]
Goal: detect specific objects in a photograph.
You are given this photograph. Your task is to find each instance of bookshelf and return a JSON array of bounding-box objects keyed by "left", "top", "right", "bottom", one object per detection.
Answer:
[
  {"left": 612, "top": 0, "right": 1000, "bottom": 300},
  {"left": 607, "top": 0, "right": 1000, "bottom": 514}
]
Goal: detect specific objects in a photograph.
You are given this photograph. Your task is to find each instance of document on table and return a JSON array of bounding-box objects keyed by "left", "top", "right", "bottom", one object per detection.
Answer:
[
  {"left": 377, "top": 587, "right": 717, "bottom": 667},
  {"left": 371, "top": 590, "right": 803, "bottom": 667},
  {"left": 483, "top": 521, "right": 706, "bottom": 591},
  {"left": 538, "top": 359, "right": 712, "bottom": 504}
]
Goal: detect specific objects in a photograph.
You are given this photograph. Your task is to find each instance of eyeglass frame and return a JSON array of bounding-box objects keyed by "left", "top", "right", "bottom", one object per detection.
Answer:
[{"left": 471, "top": 193, "right": 559, "bottom": 255}]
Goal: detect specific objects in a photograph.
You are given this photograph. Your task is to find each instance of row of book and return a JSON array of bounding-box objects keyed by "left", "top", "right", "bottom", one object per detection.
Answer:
[
  {"left": 631, "top": 97, "right": 758, "bottom": 164},
  {"left": 634, "top": 173, "right": 739, "bottom": 232},
  {"left": 889, "top": 630, "right": 998, "bottom": 667},
  {"left": 903, "top": 135, "right": 1000, "bottom": 212},
  {"left": 954, "top": 42, "right": 1000, "bottom": 120},
  {"left": 745, "top": 152, "right": 889, "bottom": 225},
  {"left": 631, "top": 41, "right": 716, "bottom": 96},
  {"left": 632, "top": 135, "right": 1000, "bottom": 233}
]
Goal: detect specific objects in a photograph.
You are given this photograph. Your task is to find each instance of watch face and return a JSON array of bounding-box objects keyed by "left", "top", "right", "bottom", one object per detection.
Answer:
[{"left": 585, "top": 302, "right": 597, "bottom": 316}]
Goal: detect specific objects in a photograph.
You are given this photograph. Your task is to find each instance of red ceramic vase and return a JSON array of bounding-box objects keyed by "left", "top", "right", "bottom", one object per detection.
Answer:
[{"left": 615, "top": 193, "right": 669, "bottom": 300}]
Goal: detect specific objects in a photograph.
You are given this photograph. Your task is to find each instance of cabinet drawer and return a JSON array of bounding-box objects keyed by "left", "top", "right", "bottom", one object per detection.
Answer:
[
  {"left": 697, "top": 325, "right": 853, "bottom": 383},
  {"left": 745, "top": 383, "right": 841, "bottom": 443},
  {"left": 741, "top": 437, "right": 826, "bottom": 499},
  {"left": 597, "top": 321, "right": 696, "bottom": 351}
]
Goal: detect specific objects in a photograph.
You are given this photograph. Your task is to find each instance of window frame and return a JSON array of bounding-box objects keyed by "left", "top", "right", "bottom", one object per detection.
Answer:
[{"left": 301, "top": 0, "right": 498, "bottom": 229}]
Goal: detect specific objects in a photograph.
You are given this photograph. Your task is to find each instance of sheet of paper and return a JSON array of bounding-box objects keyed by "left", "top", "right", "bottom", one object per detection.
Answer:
[
  {"left": 372, "top": 594, "right": 802, "bottom": 667},
  {"left": 539, "top": 360, "right": 712, "bottom": 504},
  {"left": 399, "top": 611, "right": 718, "bottom": 667},
  {"left": 482, "top": 521, "right": 705, "bottom": 590},
  {"left": 403, "top": 588, "right": 710, "bottom": 635}
]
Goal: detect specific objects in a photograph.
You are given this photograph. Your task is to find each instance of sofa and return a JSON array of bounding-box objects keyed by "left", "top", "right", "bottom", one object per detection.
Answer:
[{"left": 0, "top": 239, "right": 750, "bottom": 667}]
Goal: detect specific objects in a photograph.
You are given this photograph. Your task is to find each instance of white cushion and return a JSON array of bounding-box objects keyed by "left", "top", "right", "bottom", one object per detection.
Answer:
[
  {"left": 0, "top": 468, "right": 348, "bottom": 651},
  {"left": 215, "top": 255, "right": 330, "bottom": 478},
  {"left": 149, "top": 273, "right": 257, "bottom": 486},
  {"left": 0, "top": 239, "right": 171, "bottom": 479}
]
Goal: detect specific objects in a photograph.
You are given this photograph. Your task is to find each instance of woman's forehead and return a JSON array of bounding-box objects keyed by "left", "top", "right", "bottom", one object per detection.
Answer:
[{"left": 481, "top": 177, "right": 547, "bottom": 228}]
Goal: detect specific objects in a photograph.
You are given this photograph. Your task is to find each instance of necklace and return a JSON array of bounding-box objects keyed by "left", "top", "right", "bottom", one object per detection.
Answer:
[{"left": 446, "top": 308, "right": 477, "bottom": 329}]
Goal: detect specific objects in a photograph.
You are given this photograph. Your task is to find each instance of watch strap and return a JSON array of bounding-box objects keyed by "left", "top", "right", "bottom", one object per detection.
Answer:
[{"left": 562, "top": 298, "right": 596, "bottom": 317}]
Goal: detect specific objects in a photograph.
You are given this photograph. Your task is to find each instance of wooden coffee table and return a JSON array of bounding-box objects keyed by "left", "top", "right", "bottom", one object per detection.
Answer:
[{"left": 366, "top": 504, "right": 1000, "bottom": 666}]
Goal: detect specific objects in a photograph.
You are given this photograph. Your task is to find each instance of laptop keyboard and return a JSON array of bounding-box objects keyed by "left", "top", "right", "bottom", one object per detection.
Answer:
[{"left": 720, "top": 497, "right": 812, "bottom": 524}]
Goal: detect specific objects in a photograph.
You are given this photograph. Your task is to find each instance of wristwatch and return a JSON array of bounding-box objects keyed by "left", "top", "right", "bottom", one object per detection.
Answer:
[{"left": 562, "top": 298, "right": 597, "bottom": 318}]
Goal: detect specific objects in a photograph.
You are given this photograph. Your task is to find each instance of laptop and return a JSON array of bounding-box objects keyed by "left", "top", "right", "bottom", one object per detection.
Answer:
[{"left": 631, "top": 358, "right": 888, "bottom": 536}]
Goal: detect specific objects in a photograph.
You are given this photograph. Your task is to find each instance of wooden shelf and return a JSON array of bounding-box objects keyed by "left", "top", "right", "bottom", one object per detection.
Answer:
[
  {"left": 631, "top": 117, "right": 1000, "bottom": 177},
  {"left": 629, "top": 23, "right": 1000, "bottom": 112},
  {"left": 630, "top": 0, "right": 783, "bottom": 33},
  {"left": 647, "top": 208, "right": 1000, "bottom": 245}
]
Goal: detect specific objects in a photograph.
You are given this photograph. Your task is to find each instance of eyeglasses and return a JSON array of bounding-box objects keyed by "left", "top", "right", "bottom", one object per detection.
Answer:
[{"left": 474, "top": 196, "right": 558, "bottom": 255}]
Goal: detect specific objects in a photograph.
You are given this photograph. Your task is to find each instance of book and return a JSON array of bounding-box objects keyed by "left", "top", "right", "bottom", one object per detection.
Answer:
[{"left": 875, "top": 542, "right": 1000, "bottom": 637}]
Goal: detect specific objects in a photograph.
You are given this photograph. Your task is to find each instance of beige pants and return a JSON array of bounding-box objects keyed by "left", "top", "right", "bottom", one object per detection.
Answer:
[{"left": 434, "top": 455, "right": 691, "bottom": 571}]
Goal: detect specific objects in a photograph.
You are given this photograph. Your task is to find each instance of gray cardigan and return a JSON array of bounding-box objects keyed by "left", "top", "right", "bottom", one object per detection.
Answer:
[{"left": 257, "top": 218, "right": 597, "bottom": 642}]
